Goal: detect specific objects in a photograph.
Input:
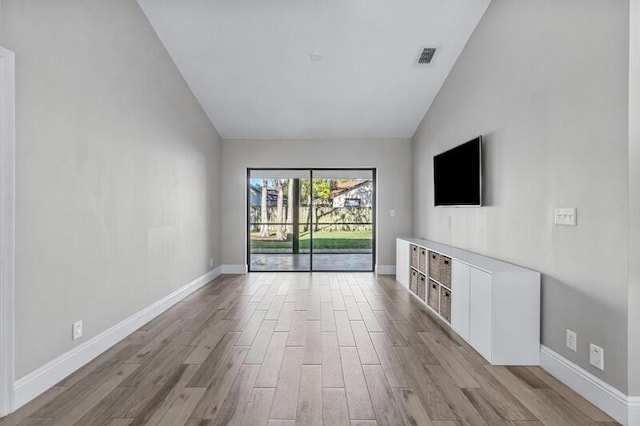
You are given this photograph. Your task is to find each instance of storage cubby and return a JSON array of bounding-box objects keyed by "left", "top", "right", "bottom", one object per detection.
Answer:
[
  {"left": 426, "top": 250, "right": 452, "bottom": 320},
  {"left": 418, "top": 274, "right": 427, "bottom": 301},
  {"left": 396, "top": 237, "right": 541, "bottom": 366},
  {"left": 427, "top": 279, "right": 439, "bottom": 311},
  {"left": 410, "top": 269, "right": 418, "bottom": 294},
  {"left": 419, "top": 247, "right": 427, "bottom": 273},
  {"left": 410, "top": 245, "right": 419, "bottom": 269},
  {"left": 441, "top": 287, "right": 451, "bottom": 322},
  {"left": 440, "top": 256, "right": 452, "bottom": 288},
  {"left": 428, "top": 251, "right": 440, "bottom": 281}
]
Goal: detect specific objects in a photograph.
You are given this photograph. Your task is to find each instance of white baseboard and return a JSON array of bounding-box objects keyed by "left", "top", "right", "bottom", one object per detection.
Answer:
[
  {"left": 13, "top": 266, "right": 222, "bottom": 411},
  {"left": 222, "top": 264, "right": 247, "bottom": 274},
  {"left": 540, "top": 345, "right": 636, "bottom": 425},
  {"left": 375, "top": 264, "right": 396, "bottom": 275},
  {"left": 630, "top": 398, "right": 640, "bottom": 426}
]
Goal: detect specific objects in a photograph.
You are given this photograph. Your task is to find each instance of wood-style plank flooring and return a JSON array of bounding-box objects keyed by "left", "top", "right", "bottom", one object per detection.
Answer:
[{"left": 1, "top": 273, "right": 618, "bottom": 425}]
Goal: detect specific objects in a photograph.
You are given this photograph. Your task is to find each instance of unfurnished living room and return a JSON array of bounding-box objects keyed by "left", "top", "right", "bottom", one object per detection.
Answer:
[{"left": 1, "top": 0, "right": 639, "bottom": 425}]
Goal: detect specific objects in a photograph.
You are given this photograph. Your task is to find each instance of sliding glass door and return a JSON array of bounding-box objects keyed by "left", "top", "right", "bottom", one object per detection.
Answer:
[
  {"left": 247, "top": 168, "right": 375, "bottom": 272},
  {"left": 310, "top": 169, "right": 374, "bottom": 271},
  {"left": 248, "top": 169, "right": 310, "bottom": 271}
]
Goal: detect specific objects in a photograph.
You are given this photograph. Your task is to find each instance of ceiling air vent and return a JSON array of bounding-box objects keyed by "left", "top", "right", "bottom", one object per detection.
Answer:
[{"left": 418, "top": 47, "right": 436, "bottom": 64}]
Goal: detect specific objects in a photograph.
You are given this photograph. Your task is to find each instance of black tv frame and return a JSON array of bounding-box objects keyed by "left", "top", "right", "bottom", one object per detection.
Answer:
[{"left": 433, "top": 136, "right": 483, "bottom": 207}]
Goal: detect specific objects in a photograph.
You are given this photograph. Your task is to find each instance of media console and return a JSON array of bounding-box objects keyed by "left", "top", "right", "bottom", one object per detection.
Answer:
[{"left": 396, "top": 238, "right": 541, "bottom": 365}]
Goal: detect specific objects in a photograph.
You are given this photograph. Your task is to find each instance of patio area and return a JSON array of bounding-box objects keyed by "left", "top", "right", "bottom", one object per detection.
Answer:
[{"left": 250, "top": 251, "right": 373, "bottom": 271}]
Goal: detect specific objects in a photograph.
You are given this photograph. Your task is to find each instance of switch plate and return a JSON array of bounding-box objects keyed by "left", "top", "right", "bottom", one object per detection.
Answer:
[
  {"left": 566, "top": 329, "right": 577, "bottom": 352},
  {"left": 209, "top": 258, "right": 213, "bottom": 267},
  {"left": 72, "top": 320, "right": 83, "bottom": 340},
  {"left": 555, "top": 207, "right": 577, "bottom": 226},
  {"left": 390, "top": 209, "right": 395, "bottom": 217},
  {"left": 590, "top": 343, "right": 604, "bottom": 370}
]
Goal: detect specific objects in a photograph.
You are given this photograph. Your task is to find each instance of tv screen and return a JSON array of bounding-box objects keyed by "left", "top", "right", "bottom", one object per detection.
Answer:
[{"left": 433, "top": 136, "right": 482, "bottom": 206}]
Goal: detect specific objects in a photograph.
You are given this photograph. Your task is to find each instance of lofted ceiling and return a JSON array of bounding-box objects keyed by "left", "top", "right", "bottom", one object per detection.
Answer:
[{"left": 137, "top": 0, "right": 491, "bottom": 139}]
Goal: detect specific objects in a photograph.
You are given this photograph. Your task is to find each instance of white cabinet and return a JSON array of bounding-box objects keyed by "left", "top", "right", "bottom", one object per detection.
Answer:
[
  {"left": 451, "top": 260, "right": 470, "bottom": 341},
  {"left": 469, "top": 267, "right": 493, "bottom": 361},
  {"left": 395, "top": 239, "right": 410, "bottom": 289},
  {"left": 396, "top": 237, "right": 540, "bottom": 366},
  {"left": 491, "top": 272, "right": 541, "bottom": 365}
]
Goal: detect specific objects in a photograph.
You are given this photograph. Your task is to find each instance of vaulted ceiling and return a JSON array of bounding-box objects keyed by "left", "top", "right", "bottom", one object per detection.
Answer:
[{"left": 137, "top": 0, "right": 491, "bottom": 139}]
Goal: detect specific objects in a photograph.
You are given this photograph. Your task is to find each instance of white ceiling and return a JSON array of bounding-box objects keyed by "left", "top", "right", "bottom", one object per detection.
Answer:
[{"left": 137, "top": 0, "right": 491, "bottom": 139}]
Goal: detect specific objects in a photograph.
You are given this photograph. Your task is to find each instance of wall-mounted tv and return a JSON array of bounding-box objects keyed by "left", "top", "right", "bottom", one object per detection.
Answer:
[{"left": 434, "top": 136, "right": 482, "bottom": 207}]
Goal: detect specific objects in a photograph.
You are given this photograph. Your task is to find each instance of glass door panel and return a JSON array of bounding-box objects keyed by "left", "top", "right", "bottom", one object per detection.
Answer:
[
  {"left": 248, "top": 170, "right": 311, "bottom": 271},
  {"left": 311, "top": 170, "right": 374, "bottom": 271}
]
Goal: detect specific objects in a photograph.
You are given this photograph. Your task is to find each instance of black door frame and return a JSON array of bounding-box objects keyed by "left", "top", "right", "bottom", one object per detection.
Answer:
[{"left": 246, "top": 167, "right": 376, "bottom": 272}]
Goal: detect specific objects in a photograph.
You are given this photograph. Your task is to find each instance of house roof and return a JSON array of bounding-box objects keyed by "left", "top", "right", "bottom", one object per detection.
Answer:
[
  {"left": 329, "top": 180, "right": 371, "bottom": 199},
  {"left": 249, "top": 185, "right": 288, "bottom": 206}
]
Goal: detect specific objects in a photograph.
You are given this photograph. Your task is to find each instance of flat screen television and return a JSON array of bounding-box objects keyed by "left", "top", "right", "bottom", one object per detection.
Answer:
[{"left": 433, "top": 136, "right": 482, "bottom": 206}]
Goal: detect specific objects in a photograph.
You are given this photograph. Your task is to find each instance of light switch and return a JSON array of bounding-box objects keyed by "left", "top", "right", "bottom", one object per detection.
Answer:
[
  {"left": 390, "top": 209, "right": 395, "bottom": 217},
  {"left": 72, "top": 320, "right": 83, "bottom": 340},
  {"left": 566, "top": 329, "right": 577, "bottom": 352},
  {"left": 590, "top": 343, "right": 604, "bottom": 370},
  {"left": 555, "top": 208, "right": 577, "bottom": 226}
]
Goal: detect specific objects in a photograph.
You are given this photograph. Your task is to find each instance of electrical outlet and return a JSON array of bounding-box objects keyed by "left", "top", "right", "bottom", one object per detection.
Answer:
[
  {"left": 72, "top": 320, "right": 83, "bottom": 340},
  {"left": 566, "top": 329, "right": 577, "bottom": 352},
  {"left": 590, "top": 344, "right": 604, "bottom": 370},
  {"left": 554, "top": 207, "right": 577, "bottom": 226}
]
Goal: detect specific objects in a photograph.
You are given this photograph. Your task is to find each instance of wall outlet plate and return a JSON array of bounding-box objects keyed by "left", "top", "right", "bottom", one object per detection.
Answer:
[
  {"left": 590, "top": 343, "right": 604, "bottom": 370},
  {"left": 72, "top": 320, "right": 83, "bottom": 340},
  {"left": 555, "top": 207, "right": 577, "bottom": 226},
  {"left": 566, "top": 329, "right": 577, "bottom": 352}
]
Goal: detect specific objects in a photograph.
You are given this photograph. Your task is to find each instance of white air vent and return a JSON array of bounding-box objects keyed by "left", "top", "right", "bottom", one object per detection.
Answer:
[{"left": 418, "top": 48, "right": 436, "bottom": 64}]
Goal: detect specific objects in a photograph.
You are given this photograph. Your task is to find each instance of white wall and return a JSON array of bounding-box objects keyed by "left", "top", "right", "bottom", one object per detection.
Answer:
[
  {"left": 628, "top": 0, "right": 640, "bottom": 397},
  {"left": 411, "top": 0, "right": 630, "bottom": 392},
  {"left": 1, "top": 0, "right": 222, "bottom": 378},
  {"left": 221, "top": 139, "right": 412, "bottom": 269}
]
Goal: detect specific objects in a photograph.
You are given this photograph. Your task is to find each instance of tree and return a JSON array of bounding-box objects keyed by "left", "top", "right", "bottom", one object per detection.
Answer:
[
  {"left": 260, "top": 179, "right": 269, "bottom": 238},
  {"left": 298, "top": 179, "right": 333, "bottom": 232},
  {"left": 300, "top": 179, "right": 331, "bottom": 202},
  {"left": 287, "top": 178, "right": 294, "bottom": 236},
  {"left": 275, "top": 179, "right": 284, "bottom": 239}
]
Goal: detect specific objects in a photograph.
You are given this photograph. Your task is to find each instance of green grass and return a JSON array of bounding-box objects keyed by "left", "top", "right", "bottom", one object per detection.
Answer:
[{"left": 250, "top": 230, "right": 372, "bottom": 250}]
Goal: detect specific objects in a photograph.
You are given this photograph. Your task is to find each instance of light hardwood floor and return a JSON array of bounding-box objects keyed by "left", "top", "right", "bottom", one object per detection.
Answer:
[{"left": 0, "top": 273, "right": 619, "bottom": 425}]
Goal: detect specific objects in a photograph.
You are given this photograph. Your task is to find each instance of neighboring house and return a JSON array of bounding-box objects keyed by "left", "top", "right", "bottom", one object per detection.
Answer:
[
  {"left": 249, "top": 184, "right": 287, "bottom": 207},
  {"left": 330, "top": 181, "right": 373, "bottom": 208}
]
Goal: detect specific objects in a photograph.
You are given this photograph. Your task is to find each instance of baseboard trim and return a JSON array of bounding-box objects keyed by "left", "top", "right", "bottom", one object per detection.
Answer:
[
  {"left": 13, "top": 266, "right": 222, "bottom": 411},
  {"left": 222, "top": 264, "right": 247, "bottom": 274},
  {"left": 375, "top": 264, "right": 396, "bottom": 275},
  {"left": 540, "top": 345, "right": 634, "bottom": 425},
  {"left": 630, "top": 397, "right": 640, "bottom": 426}
]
